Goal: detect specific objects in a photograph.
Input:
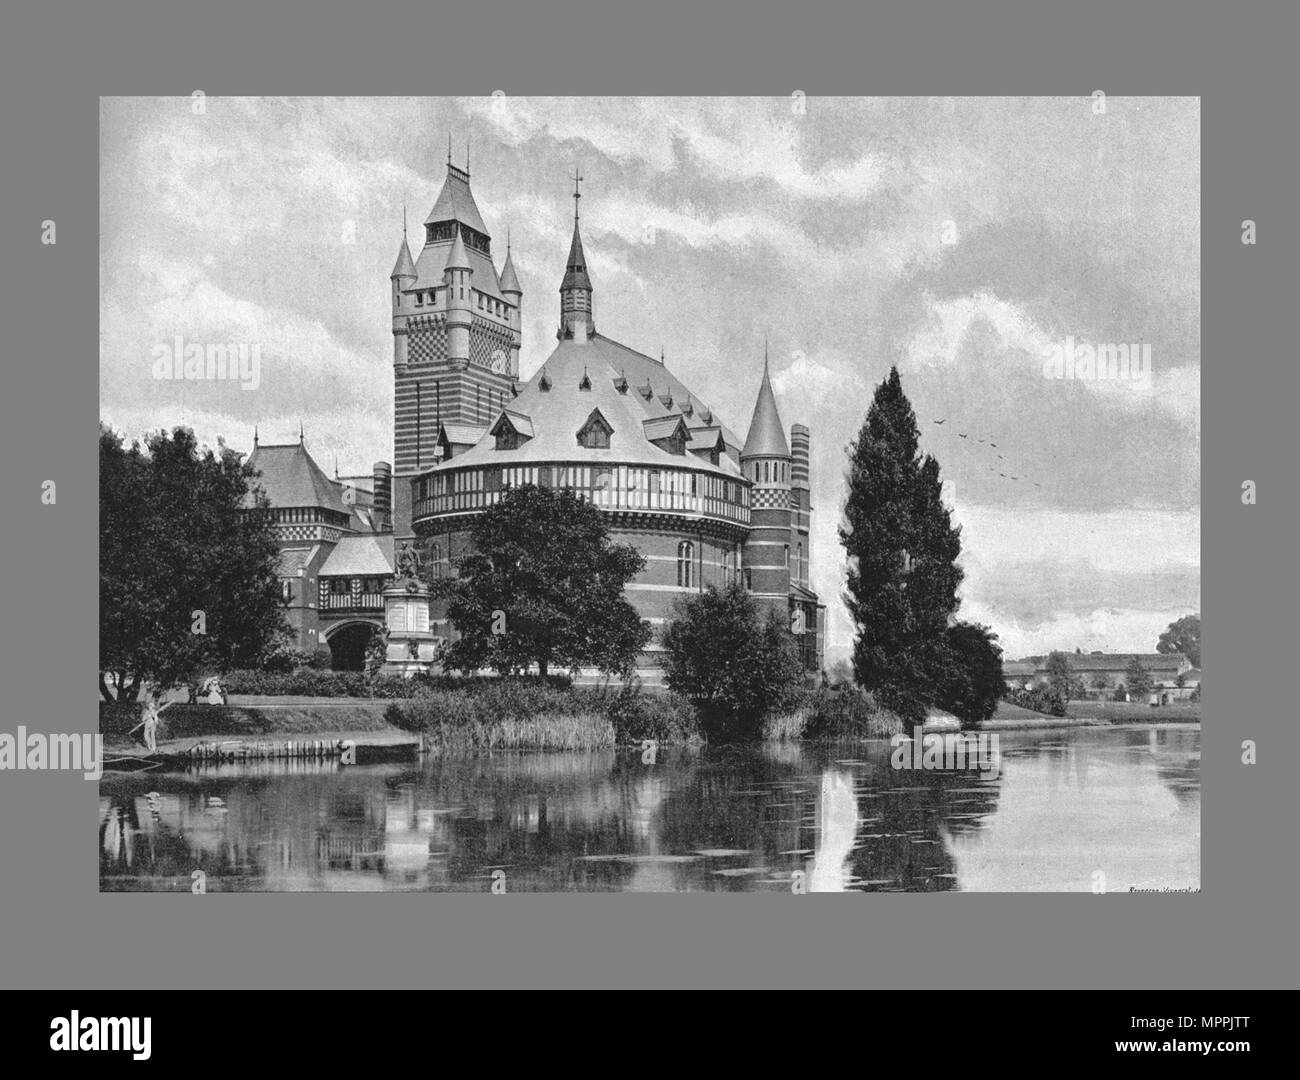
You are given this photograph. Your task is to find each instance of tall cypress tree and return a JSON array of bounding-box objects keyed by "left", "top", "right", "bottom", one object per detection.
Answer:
[{"left": 840, "top": 367, "right": 963, "bottom": 718}]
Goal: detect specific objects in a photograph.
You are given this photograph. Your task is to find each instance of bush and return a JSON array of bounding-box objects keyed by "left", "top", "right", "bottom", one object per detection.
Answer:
[
  {"left": 661, "top": 584, "right": 805, "bottom": 740},
  {"left": 605, "top": 688, "right": 701, "bottom": 745},
  {"left": 770, "top": 686, "right": 905, "bottom": 741},
  {"left": 1004, "top": 686, "right": 1068, "bottom": 716}
]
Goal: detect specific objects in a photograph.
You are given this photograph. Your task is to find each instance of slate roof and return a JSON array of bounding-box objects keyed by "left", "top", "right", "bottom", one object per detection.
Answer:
[
  {"left": 439, "top": 422, "right": 489, "bottom": 446},
  {"left": 390, "top": 235, "right": 416, "bottom": 280},
  {"left": 274, "top": 547, "right": 312, "bottom": 576},
  {"left": 318, "top": 534, "right": 395, "bottom": 577},
  {"left": 424, "top": 166, "right": 488, "bottom": 235},
  {"left": 432, "top": 342, "right": 741, "bottom": 478},
  {"left": 561, "top": 222, "right": 592, "bottom": 292},
  {"left": 500, "top": 248, "right": 521, "bottom": 294},
  {"left": 563, "top": 333, "right": 743, "bottom": 452},
  {"left": 244, "top": 442, "right": 348, "bottom": 514},
  {"left": 413, "top": 241, "right": 505, "bottom": 302}
]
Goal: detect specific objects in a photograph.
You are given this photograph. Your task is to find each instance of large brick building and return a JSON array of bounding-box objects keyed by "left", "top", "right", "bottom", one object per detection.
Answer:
[{"left": 253, "top": 157, "right": 825, "bottom": 679}]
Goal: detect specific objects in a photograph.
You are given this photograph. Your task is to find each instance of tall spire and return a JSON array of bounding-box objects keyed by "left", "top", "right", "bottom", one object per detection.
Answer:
[
  {"left": 741, "top": 353, "right": 791, "bottom": 459},
  {"left": 558, "top": 168, "right": 594, "bottom": 339}
]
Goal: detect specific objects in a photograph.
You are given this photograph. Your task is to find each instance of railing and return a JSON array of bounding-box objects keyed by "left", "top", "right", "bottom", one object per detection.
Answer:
[
  {"left": 320, "top": 592, "right": 386, "bottom": 611},
  {"left": 414, "top": 462, "right": 750, "bottom": 526}
]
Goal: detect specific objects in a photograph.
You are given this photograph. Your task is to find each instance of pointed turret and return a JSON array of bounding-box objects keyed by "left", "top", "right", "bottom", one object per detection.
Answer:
[
  {"left": 500, "top": 234, "right": 523, "bottom": 376},
  {"left": 740, "top": 349, "right": 794, "bottom": 613},
  {"left": 741, "top": 357, "right": 791, "bottom": 459},
  {"left": 500, "top": 243, "right": 522, "bottom": 295},
  {"left": 444, "top": 227, "right": 471, "bottom": 272},
  {"left": 390, "top": 234, "right": 417, "bottom": 281}
]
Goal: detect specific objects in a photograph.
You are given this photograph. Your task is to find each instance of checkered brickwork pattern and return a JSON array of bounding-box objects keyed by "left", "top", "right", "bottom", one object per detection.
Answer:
[
  {"left": 469, "top": 317, "right": 513, "bottom": 371},
  {"left": 407, "top": 321, "right": 448, "bottom": 365},
  {"left": 751, "top": 487, "right": 791, "bottom": 510}
]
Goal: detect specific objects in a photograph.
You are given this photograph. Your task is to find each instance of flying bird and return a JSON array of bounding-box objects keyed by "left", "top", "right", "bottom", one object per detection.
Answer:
[
  {"left": 958, "top": 433, "right": 968, "bottom": 439},
  {"left": 999, "top": 473, "right": 1006, "bottom": 478},
  {"left": 990, "top": 443, "right": 997, "bottom": 448},
  {"left": 933, "top": 419, "right": 947, "bottom": 425}
]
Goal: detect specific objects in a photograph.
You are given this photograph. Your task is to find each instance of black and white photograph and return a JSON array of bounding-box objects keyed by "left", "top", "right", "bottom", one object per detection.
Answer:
[{"left": 97, "top": 96, "right": 1200, "bottom": 893}]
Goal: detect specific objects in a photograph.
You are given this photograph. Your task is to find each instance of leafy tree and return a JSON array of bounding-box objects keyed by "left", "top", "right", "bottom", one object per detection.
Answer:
[
  {"left": 661, "top": 583, "right": 804, "bottom": 740},
  {"left": 1124, "top": 656, "right": 1154, "bottom": 700},
  {"left": 1044, "top": 651, "right": 1081, "bottom": 702},
  {"left": 840, "top": 367, "right": 963, "bottom": 721},
  {"left": 826, "top": 659, "right": 855, "bottom": 688},
  {"left": 100, "top": 424, "right": 288, "bottom": 701},
  {"left": 934, "top": 622, "right": 1005, "bottom": 729},
  {"left": 1157, "top": 614, "right": 1200, "bottom": 667},
  {"left": 428, "top": 484, "right": 650, "bottom": 678},
  {"left": 1090, "top": 672, "right": 1112, "bottom": 692}
]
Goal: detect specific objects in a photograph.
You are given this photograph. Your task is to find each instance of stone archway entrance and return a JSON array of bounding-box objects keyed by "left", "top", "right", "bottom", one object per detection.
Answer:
[{"left": 325, "top": 622, "right": 378, "bottom": 671}]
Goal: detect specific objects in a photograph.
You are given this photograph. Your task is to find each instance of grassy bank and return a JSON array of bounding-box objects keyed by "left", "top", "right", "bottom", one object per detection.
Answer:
[
  {"left": 99, "top": 701, "right": 397, "bottom": 745},
  {"left": 103, "top": 680, "right": 911, "bottom": 755},
  {"left": 1066, "top": 700, "right": 1201, "bottom": 724}
]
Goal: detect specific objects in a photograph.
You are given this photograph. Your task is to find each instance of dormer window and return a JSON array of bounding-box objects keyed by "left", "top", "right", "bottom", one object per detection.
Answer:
[
  {"left": 579, "top": 368, "right": 592, "bottom": 391},
  {"left": 490, "top": 410, "right": 534, "bottom": 451},
  {"left": 577, "top": 408, "right": 613, "bottom": 450}
]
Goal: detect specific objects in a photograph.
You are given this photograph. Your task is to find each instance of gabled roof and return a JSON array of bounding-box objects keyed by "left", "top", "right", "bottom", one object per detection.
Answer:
[
  {"left": 490, "top": 409, "right": 535, "bottom": 439},
  {"left": 439, "top": 422, "right": 488, "bottom": 447},
  {"left": 318, "top": 534, "right": 395, "bottom": 577},
  {"left": 741, "top": 358, "right": 790, "bottom": 459},
  {"left": 686, "top": 425, "right": 725, "bottom": 452},
  {"left": 424, "top": 165, "right": 489, "bottom": 235},
  {"left": 643, "top": 414, "right": 689, "bottom": 442},
  {"left": 244, "top": 441, "right": 348, "bottom": 514}
]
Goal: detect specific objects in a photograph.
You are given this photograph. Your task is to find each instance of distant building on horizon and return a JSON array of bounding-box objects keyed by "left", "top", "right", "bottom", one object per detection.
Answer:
[{"left": 1005, "top": 652, "right": 1197, "bottom": 704}]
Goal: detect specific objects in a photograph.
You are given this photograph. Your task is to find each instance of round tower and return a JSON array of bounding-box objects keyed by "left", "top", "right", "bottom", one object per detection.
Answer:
[
  {"left": 739, "top": 351, "right": 793, "bottom": 617},
  {"left": 443, "top": 226, "right": 472, "bottom": 370},
  {"left": 390, "top": 226, "right": 417, "bottom": 365},
  {"left": 500, "top": 234, "right": 523, "bottom": 376}
]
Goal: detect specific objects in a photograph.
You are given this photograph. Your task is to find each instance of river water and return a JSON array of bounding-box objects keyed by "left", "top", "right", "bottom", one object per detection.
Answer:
[{"left": 99, "top": 725, "right": 1199, "bottom": 892}]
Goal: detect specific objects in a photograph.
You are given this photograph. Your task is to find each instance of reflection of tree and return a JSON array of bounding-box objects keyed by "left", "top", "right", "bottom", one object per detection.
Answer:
[{"left": 101, "top": 739, "right": 1015, "bottom": 894}]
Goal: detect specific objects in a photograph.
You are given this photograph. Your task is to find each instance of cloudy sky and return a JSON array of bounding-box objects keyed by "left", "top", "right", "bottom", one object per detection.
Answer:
[{"left": 100, "top": 96, "right": 1200, "bottom": 662}]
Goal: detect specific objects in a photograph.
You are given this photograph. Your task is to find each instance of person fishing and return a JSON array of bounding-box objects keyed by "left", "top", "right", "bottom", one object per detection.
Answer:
[{"left": 128, "top": 684, "right": 174, "bottom": 752}]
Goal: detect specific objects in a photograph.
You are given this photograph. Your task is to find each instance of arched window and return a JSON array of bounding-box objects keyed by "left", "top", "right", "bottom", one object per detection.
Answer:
[
  {"left": 677, "top": 540, "right": 694, "bottom": 588},
  {"left": 784, "top": 544, "right": 790, "bottom": 571},
  {"left": 797, "top": 542, "right": 803, "bottom": 581}
]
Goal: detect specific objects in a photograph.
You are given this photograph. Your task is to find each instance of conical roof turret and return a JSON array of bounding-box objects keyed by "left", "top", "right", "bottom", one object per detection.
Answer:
[{"left": 741, "top": 355, "right": 790, "bottom": 459}]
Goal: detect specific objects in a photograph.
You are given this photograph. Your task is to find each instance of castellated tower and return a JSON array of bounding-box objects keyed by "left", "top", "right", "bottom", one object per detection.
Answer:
[
  {"left": 739, "top": 355, "right": 794, "bottom": 618},
  {"left": 388, "top": 157, "right": 520, "bottom": 539}
]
